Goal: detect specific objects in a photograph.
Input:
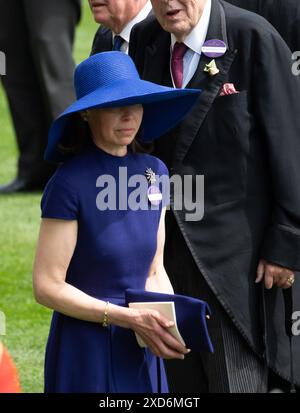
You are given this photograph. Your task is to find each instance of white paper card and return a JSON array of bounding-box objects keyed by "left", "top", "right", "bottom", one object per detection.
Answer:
[{"left": 128, "top": 301, "right": 185, "bottom": 347}]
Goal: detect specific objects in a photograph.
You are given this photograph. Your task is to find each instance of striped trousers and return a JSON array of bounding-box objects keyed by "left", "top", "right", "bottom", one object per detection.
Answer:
[
  {"left": 164, "top": 214, "right": 268, "bottom": 393},
  {"left": 164, "top": 275, "right": 268, "bottom": 393}
]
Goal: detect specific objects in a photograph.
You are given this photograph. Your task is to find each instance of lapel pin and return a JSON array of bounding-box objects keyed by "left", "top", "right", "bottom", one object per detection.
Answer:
[
  {"left": 145, "top": 168, "right": 156, "bottom": 184},
  {"left": 202, "top": 39, "right": 227, "bottom": 58},
  {"left": 204, "top": 59, "right": 220, "bottom": 76},
  {"left": 145, "top": 168, "right": 162, "bottom": 206}
]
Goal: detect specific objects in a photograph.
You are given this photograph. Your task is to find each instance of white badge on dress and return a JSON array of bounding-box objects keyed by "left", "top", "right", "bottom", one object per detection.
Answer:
[{"left": 145, "top": 168, "right": 162, "bottom": 206}]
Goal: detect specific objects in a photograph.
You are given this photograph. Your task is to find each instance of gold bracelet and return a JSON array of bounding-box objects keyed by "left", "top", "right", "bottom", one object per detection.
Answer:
[{"left": 102, "top": 301, "right": 110, "bottom": 327}]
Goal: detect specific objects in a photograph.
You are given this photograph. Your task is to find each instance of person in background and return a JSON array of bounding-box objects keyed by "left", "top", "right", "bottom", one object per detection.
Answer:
[
  {"left": 226, "top": 2, "right": 300, "bottom": 391},
  {"left": 226, "top": 0, "right": 300, "bottom": 52},
  {"left": 90, "top": 0, "right": 152, "bottom": 54},
  {"left": 0, "top": 0, "right": 81, "bottom": 193}
]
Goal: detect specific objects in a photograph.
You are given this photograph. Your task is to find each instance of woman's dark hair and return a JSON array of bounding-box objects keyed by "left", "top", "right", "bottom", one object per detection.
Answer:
[
  {"left": 57, "top": 113, "right": 153, "bottom": 158},
  {"left": 57, "top": 113, "right": 92, "bottom": 158}
]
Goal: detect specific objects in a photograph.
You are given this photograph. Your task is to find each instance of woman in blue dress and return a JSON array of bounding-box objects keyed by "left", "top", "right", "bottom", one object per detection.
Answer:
[{"left": 32, "top": 52, "right": 200, "bottom": 393}]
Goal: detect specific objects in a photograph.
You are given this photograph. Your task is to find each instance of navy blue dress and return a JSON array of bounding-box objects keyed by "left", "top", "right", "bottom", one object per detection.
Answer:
[{"left": 41, "top": 142, "right": 170, "bottom": 393}]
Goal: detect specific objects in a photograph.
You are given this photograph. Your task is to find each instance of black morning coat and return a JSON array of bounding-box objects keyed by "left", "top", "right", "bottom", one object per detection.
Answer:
[
  {"left": 129, "top": 0, "right": 300, "bottom": 385},
  {"left": 226, "top": 0, "right": 300, "bottom": 52},
  {"left": 90, "top": 9, "right": 153, "bottom": 55},
  {"left": 91, "top": 25, "right": 115, "bottom": 55}
]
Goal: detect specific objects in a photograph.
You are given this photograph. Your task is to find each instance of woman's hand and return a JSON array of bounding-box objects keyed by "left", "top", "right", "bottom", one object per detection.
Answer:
[{"left": 128, "top": 308, "right": 190, "bottom": 360}]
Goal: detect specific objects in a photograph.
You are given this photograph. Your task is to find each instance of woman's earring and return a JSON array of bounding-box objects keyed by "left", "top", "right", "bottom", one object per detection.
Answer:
[{"left": 82, "top": 111, "right": 89, "bottom": 122}]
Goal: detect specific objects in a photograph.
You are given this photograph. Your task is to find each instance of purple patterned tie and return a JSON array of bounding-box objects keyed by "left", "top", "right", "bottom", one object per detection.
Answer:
[{"left": 171, "top": 42, "right": 188, "bottom": 89}]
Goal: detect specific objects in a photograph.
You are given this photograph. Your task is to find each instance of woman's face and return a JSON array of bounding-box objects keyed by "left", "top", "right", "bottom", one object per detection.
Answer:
[{"left": 86, "top": 105, "right": 143, "bottom": 152}]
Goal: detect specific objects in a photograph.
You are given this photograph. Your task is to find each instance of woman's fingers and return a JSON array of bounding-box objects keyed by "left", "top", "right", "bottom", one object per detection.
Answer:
[
  {"left": 151, "top": 312, "right": 187, "bottom": 352},
  {"left": 157, "top": 341, "right": 189, "bottom": 360},
  {"left": 152, "top": 311, "right": 175, "bottom": 329},
  {"left": 159, "top": 328, "right": 187, "bottom": 354},
  {"left": 133, "top": 309, "right": 190, "bottom": 359},
  {"left": 148, "top": 341, "right": 187, "bottom": 360},
  {"left": 139, "top": 324, "right": 188, "bottom": 357},
  {"left": 142, "top": 333, "right": 189, "bottom": 360}
]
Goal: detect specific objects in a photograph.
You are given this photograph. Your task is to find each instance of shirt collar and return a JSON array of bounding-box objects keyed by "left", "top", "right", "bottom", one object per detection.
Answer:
[
  {"left": 113, "top": 1, "right": 152, "bottom": 44},
  {"left": 171, "top": 0, "right": 212, "bottom": 54}
]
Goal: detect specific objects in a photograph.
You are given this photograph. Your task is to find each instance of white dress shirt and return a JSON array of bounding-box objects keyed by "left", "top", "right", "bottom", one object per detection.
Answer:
[
  {"left": 112, "top": 1, "right": 152, "bottom": 54},
  {"left": 170, "top": 0, "right": 212, "bottom": 88}
]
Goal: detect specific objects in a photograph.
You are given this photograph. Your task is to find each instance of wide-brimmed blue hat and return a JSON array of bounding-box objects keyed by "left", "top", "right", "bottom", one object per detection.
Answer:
[
  {"left": 125, "top": 289, "right": 214, "bottom": 353},
  {"left": 45, "top": 52, "right": 201, "bottom": 162}
]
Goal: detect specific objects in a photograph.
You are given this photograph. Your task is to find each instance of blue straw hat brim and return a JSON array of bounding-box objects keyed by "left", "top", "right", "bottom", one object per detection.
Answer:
[{"left": 45, "top": 78, "right": 201, "bottom": 162}]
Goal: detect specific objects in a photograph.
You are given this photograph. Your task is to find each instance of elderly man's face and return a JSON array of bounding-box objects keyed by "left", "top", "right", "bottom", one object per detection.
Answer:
[
  {"left": 89, "top": 0, "right": 144, "bottom": 33},
  {"left": 151, "top": 0, "right": 206, "bottom": 41}
]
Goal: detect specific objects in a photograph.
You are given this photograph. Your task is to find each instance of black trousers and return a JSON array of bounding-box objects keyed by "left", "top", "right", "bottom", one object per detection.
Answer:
[
  {"left": 0, "top": 0, "right": 80, "bottom": 184},
  {"left": 163, "top": 210, "right": 268, "bottom": 393}
]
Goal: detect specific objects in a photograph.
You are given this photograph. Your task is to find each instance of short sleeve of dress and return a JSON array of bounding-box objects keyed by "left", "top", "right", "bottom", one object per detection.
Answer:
[
  {"left": 156, "top": 158, "right": 170, "bottom": 209},
  {"left": 41, "top": 173, "right": 78, "bottom": 220}
]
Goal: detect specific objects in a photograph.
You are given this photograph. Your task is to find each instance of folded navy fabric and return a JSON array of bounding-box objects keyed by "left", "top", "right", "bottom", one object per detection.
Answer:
[{"left": 125, "top": 289, "right": 214, "bottom": 353}]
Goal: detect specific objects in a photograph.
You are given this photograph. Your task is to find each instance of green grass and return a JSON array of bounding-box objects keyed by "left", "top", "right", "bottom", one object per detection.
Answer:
[{"left": 0, "top": 3, "right": 98, "bottom": 393}]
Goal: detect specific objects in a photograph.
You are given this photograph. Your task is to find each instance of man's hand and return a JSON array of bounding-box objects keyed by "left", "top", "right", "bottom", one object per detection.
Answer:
[{"left": 256, "top": 259, "right": 295, "bottom": 289}]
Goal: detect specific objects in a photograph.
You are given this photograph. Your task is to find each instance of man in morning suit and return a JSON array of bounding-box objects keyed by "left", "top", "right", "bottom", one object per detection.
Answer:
[
  {"left": 0, "top": 0, "right": 81, "bottom": 193},
  {"left": 129, "top": 0, "right": 300, "bottom": 392},
  {"left": 90, "top": 0, "right": 152, "bottom": 54}
]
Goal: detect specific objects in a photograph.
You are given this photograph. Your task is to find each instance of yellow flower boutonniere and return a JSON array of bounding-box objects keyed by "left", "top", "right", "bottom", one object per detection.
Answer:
[{"left": 204, "top": 59, "right": 220, "bottom": 76}]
